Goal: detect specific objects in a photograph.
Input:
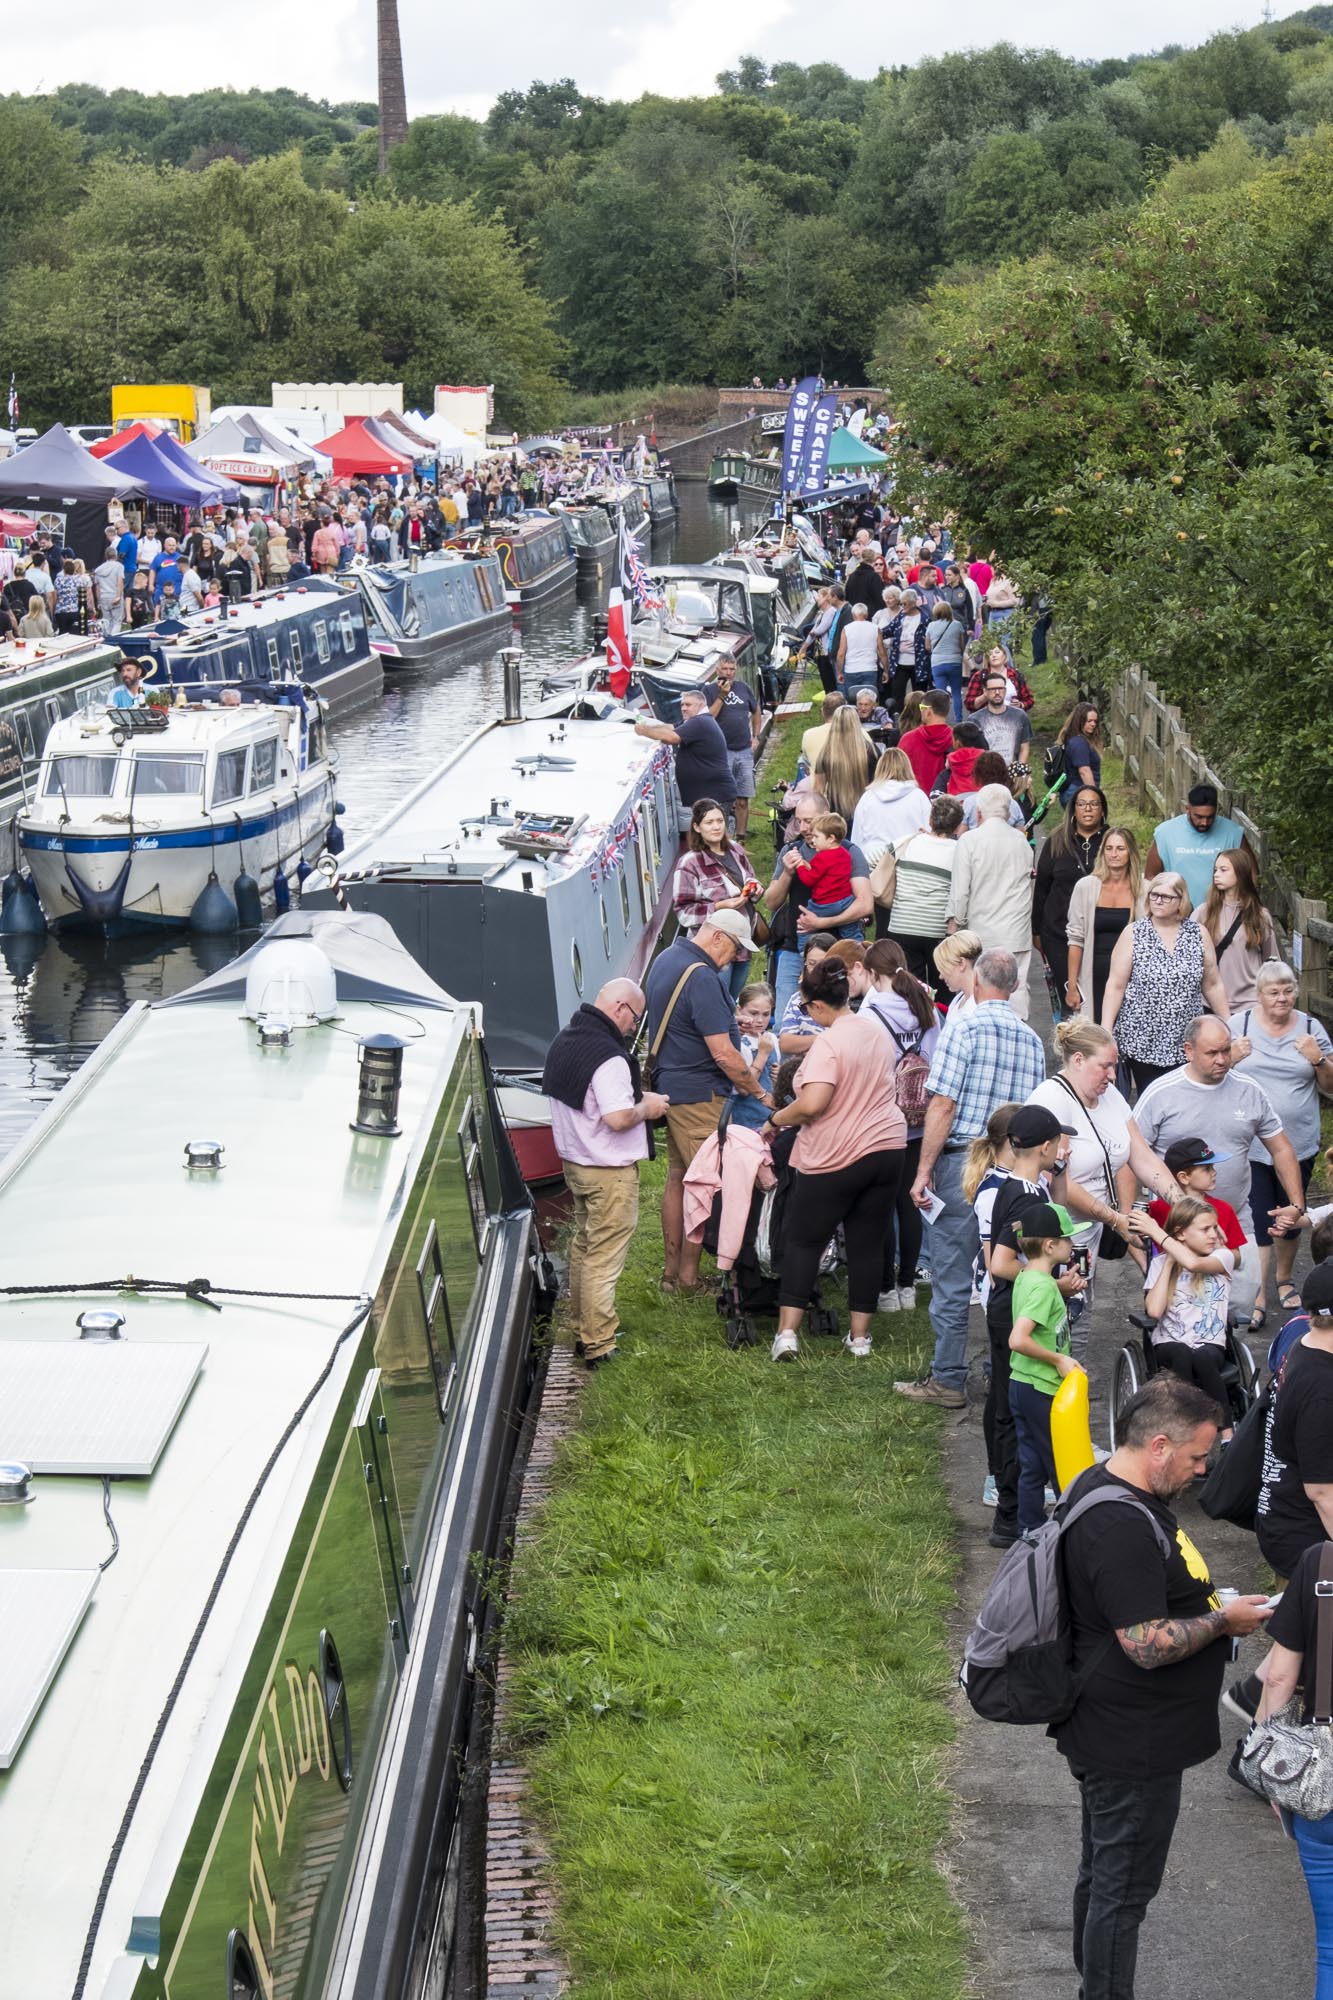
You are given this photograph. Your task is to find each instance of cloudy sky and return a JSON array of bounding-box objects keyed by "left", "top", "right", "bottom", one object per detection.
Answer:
[{"left": 34, "top": 1, "right": 1271, "bottom": 118}]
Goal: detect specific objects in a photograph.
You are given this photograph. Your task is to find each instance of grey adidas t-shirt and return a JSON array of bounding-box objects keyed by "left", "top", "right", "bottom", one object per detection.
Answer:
[{"left": 1133, "top": 1068, "right": 1283, "bottom": 1225}]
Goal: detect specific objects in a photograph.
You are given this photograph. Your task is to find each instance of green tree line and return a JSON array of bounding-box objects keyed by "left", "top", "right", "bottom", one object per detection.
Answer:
[
  {"left": 10, "top": 14, "right": 1333, "bottom": 419},
  {"left": 883, "top": 121, "right": 1333, "bottom": 880}
]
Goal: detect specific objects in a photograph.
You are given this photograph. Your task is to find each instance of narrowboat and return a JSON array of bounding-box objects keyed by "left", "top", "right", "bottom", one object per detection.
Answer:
[
  {"left": 738, "top": 454, "right": 783, "bottom": 502},
  {"left": 716, "top": 540, "right": 815, "bottom": 632},
  {"left": 707, "top": 451, "right": 746, "bottom": 498},
  {"left": 0, "top": 910, "right": 547, "bottom": 1999},
  {"left": 597, "top": 480, "right": 647, "bottom": 542},
  {"left": 552, "top": 503, "right": 616, "bottom": 583},
  {"left": 488, "top": 514, "right": 577, "bottom": 606},
  {"left": 637, "top": 472, "right": 678, "bottom": 528},
  {"left": 307, "top": 674, "right": 679, "bottom": 1084},
  {"left": 119, "top": 587, "right": 382, "bottom": 713},
  {"left": 0, "top": 632, "right": 120, "bottom": 828},
  {"left": 18, "top": 688, "right": 338, "bottom": 930},
  {"left": 333, "top": 550, "right": 512, "bottom": 664}
]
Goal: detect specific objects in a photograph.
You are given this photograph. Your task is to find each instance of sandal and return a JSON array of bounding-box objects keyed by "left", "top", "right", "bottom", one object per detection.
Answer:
[
  {"left": 1248, "top": 1305, "right": 1268, "bottom": 1331},
  {"left": 1278, "top": 1284, "right": 1302, "bottom": 1314}
]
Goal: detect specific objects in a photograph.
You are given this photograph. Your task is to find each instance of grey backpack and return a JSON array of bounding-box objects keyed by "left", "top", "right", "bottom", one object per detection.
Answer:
[{"left": 960, "top": 1483, "right": 1171, "bottom": 1725}]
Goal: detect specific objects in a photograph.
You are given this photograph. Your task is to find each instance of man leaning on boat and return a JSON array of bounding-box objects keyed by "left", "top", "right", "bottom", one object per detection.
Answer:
[{"left": 542, "top": 980, "right": 669, "bottom": 1368}]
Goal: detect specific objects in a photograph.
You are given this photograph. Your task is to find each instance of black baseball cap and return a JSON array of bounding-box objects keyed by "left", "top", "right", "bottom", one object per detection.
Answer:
[
  {"left": 1008, "top": 1104, "right": 1077, "bottom": 1148},
  {"left": 1020, "top": 1201, "right": 1077, "bottom": 1242},
  {"left": 1164, "top": 1137, "right": 1232, "bottom": 1172},
  {"left": 1302, "top": 1263, "right": 1333, "bottom": 1316}
]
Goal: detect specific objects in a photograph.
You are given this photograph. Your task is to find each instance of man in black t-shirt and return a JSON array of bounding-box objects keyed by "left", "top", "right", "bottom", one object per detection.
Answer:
[
  {"left": 1256, "top": 1263, "right": 1333, "bottom": 1581},
  {"left": 707, "top": 656, "right": 761, "bottom": 838},
  {"left": 635, "top": 688, "right": 735, "bottom": 812},
  {"left": 1055, "top": 1375, "right": 1271, "bottom": 1999}
]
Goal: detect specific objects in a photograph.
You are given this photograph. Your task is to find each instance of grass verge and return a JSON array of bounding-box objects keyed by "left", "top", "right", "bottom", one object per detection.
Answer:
[{"left": 500, "top": 682, "right": 969, "bottom": 1998}]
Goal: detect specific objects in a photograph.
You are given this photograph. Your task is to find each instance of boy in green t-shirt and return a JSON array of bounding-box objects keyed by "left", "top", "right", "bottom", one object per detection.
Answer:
[{"left": 1007, "top": 1201, "right": 1084, "bottom": 1536}]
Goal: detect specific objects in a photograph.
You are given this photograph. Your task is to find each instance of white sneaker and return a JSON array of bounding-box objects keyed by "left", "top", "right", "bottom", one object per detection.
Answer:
[
  {"left": 897, "top": 1284, "right": 918, "bottom": 1311},
  {"left": 771, "top": 1329, "right": 800, "bottom": 1363},
  {"left": 844, "top": 1333, "right": 872, "bottom": 1358},
  {"left": 876, "top": 1289, "right": 901, "bottom": 1312}
]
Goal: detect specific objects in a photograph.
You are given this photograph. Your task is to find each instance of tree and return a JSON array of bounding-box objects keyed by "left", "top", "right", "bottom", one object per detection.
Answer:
[
  {"left": 386, "top": 114, "right": 486, "bottom": 203},
  {"left": 945, "top": 132, "right": 1063, "bottom": 262},
  {"left": 0, "top": 100, "right": 83, "bottom": 271}
]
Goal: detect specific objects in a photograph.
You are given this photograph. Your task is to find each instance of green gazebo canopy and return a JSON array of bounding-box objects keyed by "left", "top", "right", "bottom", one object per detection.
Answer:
[{"left": 827, "top": 428, "right": 888, "bottom": 469}]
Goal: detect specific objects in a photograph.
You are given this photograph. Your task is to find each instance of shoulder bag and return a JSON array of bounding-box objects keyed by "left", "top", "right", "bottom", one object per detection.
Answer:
[
  {"left": 869, "top": 830, "right": 920, "bottom": 910},
  {"left": 1051, "top": 1071, "right": 1129, "bottom": 1261},
  {"left": 1240, "top": 1543, "right": 1333, "bottom": 1819},
  {"left": 643, "top": 962, "right": 703, "bottom": 1102},
  {"left": 714, "top": 848, "right": 771, "bottom": 950}
]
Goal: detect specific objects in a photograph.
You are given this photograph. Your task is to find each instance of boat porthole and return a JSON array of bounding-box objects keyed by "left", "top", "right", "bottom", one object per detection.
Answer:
[
  {"left": 227, "top": 1930, "right": 262, "bottom": 1999},
  {"left": 600, "top": 897, "right": 610, "bottom": 957},
  {"left": 572, "top": 940, "right": 583, "bottom": 995},
  {"left": 320, "top": 1629, "right": 354, "bottom": 1794},
  {"left": 618, "top": 871, "right": 631, "bottom": 930}
]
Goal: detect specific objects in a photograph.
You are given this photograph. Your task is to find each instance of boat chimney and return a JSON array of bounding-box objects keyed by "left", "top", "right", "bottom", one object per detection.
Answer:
[
  {"left": 500, "top": 646, "right": 524, "bottom": 725},
  {"left": 351, "top": 1034, "right": 405, "bottom": 1137},
  {"left": 409, "top": 550, "right": 420, "bottom": 573}
]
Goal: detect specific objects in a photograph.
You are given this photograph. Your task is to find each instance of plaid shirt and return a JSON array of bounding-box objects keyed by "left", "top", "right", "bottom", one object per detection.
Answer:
[{"left": 926, "top": 999, "right": 1046, "bottom": 1141}]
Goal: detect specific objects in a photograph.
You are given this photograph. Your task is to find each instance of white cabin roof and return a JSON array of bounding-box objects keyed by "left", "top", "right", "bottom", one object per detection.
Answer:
[
  {"left": 0, "top": 633, "right": 121, "bottom": 685},
  {"left": 0, "top": 915, "right": 471, "bottom": 1998},
  {"left": 335, "top": 712, "right": 669, "bottom": 893}
]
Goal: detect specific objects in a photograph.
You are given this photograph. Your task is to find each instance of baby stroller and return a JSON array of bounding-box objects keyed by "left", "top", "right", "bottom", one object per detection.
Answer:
[{"left": 700, "top": 1104, "right": 840, "bottom": 1349}]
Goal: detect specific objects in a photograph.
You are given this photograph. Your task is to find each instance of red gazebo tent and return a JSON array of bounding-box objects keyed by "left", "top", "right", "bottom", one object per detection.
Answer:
[
  {"left": 313, "top": 419, "right": 409, "bottom": 477},
  {"left": 89, "top": 421, "right": 163, "bottom": 457}
]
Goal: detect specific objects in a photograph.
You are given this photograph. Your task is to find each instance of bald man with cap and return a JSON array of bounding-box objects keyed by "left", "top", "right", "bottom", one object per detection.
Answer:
[{"left": 542, "top": 978, "right": 668, "bottom": 1368}]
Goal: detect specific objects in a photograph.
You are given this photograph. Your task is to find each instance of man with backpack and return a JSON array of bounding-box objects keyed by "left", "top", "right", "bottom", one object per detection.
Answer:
[{"left": 1055, "top": 1376, "right": 1271, "bottom": 1998}]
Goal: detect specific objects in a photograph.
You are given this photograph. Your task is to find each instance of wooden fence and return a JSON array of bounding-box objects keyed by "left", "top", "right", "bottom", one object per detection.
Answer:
[{"left": 1098, "top": 663, "right": 1331, "bottom": 1027}]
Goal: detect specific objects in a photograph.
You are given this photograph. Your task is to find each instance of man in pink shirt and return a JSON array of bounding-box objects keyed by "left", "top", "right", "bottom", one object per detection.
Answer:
[{"left": 542, "top": 979, "right": 668, "bottom": 1367}]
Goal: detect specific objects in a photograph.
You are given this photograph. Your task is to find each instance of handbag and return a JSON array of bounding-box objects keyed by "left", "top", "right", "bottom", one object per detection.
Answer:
[
  {"left": 869, "top": 830, "right": 920, "bottom": 910},
  {"left": 1050, "top": 1072, "right": 1129, "bottom": 1261},
  {"left": 1240, "top": 1543, "right": 1333, "bottom": 1819}
]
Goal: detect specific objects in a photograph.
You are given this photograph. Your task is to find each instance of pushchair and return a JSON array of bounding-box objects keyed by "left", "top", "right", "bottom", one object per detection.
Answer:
[{"left": 699, "top": 1103, "right": 840, "bottom": 1349}]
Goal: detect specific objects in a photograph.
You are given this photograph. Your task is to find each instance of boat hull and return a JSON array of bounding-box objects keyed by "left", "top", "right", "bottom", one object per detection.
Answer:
[
  {"left": 372, "top": 604, "right": 514, "bottom": 665},
  {"left": 20, "top": 772, "right": 337, "bottom": 930}
]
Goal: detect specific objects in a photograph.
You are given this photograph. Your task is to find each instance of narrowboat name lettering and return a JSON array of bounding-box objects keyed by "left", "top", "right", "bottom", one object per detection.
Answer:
[{"left": 244, "top": 1659, "right": 334, "bottom": 1998}]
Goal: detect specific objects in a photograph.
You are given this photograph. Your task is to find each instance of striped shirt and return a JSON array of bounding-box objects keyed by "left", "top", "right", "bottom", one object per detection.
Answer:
[
  {"left": 887, "top": 833, "right": 957, "bottom": 938},
  {"left": 926, "top": 999, "right": 1046, "bottom": 1140}
]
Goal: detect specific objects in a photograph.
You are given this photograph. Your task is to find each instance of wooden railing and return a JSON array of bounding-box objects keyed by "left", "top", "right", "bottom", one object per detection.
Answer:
[{"left": 1098, "top": 663, "right": 1331, "bottom": 1027}]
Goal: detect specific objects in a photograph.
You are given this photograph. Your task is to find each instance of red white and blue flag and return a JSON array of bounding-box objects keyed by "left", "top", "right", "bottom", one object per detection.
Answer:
[{"left": 621, "top": 520, "right": 664, "bottom": 613}]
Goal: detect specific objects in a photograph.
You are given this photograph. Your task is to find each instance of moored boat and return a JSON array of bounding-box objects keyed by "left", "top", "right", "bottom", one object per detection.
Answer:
[
  {"left": 19, "top": 689, "right": 338, "bottom": 930},
  {"left": 0, "top": 631, "right": 121, "bottom": 831},
  {"left": 637, "top": 472, "right": 678, "bottom": 528},
  {"left": 486, "top": 513, "right": 578, "bottom": 605},
  {"left": 552, "top": 502, "right": 616, "bottom": 583},
  {"left": 120, "top": 585, "right": 382, "bottom": 713},
  {"left": 0, "top": 909, "right": 547, "bottom": 1998},
  {"left": 707, "top": 450, "right": 746, "bottom": 497},
  {"left": 738, "top": 453, "right": 783, "bottom": 501},
  {"left": 331, "top": 549, "right": 512, "bottom": 664}
]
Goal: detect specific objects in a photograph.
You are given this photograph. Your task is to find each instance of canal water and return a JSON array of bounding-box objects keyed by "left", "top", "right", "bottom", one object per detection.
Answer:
[{"left": 0, "top": 485, "right": 764, "bottom": 1148}]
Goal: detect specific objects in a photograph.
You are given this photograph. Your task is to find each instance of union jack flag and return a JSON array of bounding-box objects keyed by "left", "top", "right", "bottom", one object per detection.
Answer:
[{"left": 620, "top": 521, "right": 664, "bottom": 612}]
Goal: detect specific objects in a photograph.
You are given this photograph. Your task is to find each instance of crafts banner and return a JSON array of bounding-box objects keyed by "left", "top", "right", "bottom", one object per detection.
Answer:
[{"left": 800, "top": 392, "right": 840, "bottom": 494}]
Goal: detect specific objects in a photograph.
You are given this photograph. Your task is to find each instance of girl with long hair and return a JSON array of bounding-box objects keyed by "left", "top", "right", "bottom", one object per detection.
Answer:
[
  {"left": 1133, "top": 1196, "right": 1238, "bottom": 1437},
  {"left": 1055, "top": 701, "right": 1102, "bottom": 799},
  {"left": 811, "top": 705, "right": 876, "bottom": 824},
  {"left": 1065, "top": 825, "right": 1144, "bottom": 1022},
  {"left": 1033, "top": 787, "right": 1108, "bottom": 1000},
  {"left": 1196, "top": 847, "right": 1278, "bottom": 1012}
]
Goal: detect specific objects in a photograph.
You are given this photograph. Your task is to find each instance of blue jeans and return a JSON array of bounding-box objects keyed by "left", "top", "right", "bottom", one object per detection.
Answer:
[
  {"left": 773, "top": 947, "right": 801, "bottom": 1024},
  {"left": 931, "top": 658, "right": 963, "bottom": 721},
  {"left": 1071, "top": 1766, "right": 1182, "bottom": 2000},
  {"left": 1295, "top": 1812, "right": 1333, "bottom": 1997},
  {"left": 1009, "top": 1377, "right": 1058, "bottom": 1534},
  {"left": 925, "top": 1148, "right": 979, "bottom": 1391},
  {"left": 842, "top": 671, "right": 877, "bottom": 703}
]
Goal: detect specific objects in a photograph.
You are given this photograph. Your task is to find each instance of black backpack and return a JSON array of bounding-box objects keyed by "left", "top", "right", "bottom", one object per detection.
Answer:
[
  {"left": 1042, "top": 739, "right": 1066, "bottom": 790},
  {"left": 960, "top": 1482, "right": 1170, "bottom": 1725}
]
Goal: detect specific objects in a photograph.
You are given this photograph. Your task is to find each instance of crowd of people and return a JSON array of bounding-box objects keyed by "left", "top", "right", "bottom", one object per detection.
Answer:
[{"left": 542, "top": 503, "right": 1333, "bottom": 2000}]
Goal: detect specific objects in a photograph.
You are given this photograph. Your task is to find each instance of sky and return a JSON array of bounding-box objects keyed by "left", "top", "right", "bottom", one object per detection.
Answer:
[{"left": 32, "top": 1, "right": 1275, "bottom": 118}]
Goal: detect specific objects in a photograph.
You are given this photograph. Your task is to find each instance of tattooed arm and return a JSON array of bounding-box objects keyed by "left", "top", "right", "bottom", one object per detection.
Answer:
[{"left": 1116, "top": 1610, "right": 1229, "bottom": 1669}]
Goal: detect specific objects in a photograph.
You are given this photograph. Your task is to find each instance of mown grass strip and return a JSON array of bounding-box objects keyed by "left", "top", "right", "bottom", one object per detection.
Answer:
[{"left": 501, "top": 674, "right": 969, "bottom": 1998}]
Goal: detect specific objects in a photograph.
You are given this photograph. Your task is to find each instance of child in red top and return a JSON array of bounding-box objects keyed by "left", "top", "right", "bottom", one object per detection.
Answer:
[
  {"left": 785, "top": 812, "right": 854, "bottom": 928},
  {"left": 1145, "top": 1138, "right": 1247, "bottom": 1253}
]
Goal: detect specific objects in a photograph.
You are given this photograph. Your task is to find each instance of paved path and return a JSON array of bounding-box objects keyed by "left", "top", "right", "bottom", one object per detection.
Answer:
[{"left": 941, "top": 972, "right": 1314, "bottom": 1997}]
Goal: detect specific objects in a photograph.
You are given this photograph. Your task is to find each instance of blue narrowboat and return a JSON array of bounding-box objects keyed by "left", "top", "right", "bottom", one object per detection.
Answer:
[
  {"left": 119, "top": 585, "right": 382, "bottom": 711},
  {"left": 487, "top": 514, "right": 578, "bottom": 605}
]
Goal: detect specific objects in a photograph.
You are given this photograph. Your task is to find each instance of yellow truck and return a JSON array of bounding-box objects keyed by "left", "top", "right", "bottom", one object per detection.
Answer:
[{"left": 110, "top": 384, "right": 212, "bottom": 442}]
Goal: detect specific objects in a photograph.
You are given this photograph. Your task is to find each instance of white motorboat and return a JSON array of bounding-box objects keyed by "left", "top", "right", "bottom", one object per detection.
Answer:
[{"left": 18, "top": 691, "right": 338, "bottom": 931}]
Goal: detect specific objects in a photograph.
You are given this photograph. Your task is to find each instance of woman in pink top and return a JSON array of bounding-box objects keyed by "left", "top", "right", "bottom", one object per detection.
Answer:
[{"left": 761, "top": 956, "right": 907, "bottom": 1361}]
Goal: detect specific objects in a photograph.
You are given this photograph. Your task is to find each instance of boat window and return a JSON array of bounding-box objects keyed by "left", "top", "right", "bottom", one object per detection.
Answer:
[
  {"left": 668, "top": 585, "right": 717, "bottom": 625},
  {"left": 14, "top": 711, "right": 33, "bottom": 759},
  {"left": 644, "top": 799, "right": 659, "bottom": 866},
  {"left": 339, "top": 612, "right": 356, "bottom": 653},
  {"left": 457, "top": 1097, "right": 491, "bottom": 1258},
  {"left": 266, "top": 636, "right": 280, "bottom": 678},
  {"left": 572, "top": 939, "right": 583, "bottom": 995},
  {"left": 226, "top": 1929, "right": 262, "bottom": 2000},
  {"left": 212, "top": 747, "right": 248, "bottom": 807},
  {"left": 44, "top": 755, "right": 117, "bottom": 797},
  {"left": 290, "top": 631, "right": 303, "bottom": 673},
  {"left": 719, "top": 582, "right": 749, "bottom": 628},
  {"left": 600, "top": 895, "right": 610, "bottom": 957},
  {"left": 250, "top": 738, "right": 277, "bottom": 791},
  {"left": 45, "top": 697, "right": 61, "bottom": 734},
  {"left": 132, "top": 754, "right": 205, "bottom": 797},
  {"left": 319, "top": 1630, "right": 354, "bottom": 1793},
  {"left": 618, "top": 868, "right": 631, "bottom": 930},
  {"left": 314, "top": 622, "right": 330, "bottom": 664}
]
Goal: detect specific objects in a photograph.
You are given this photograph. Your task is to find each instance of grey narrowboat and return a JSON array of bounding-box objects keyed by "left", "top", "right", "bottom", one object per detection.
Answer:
[
  {"left": 335, "top": 550, "right": 513, "bottom": 664},
  {"left": 552, "top": 503, "right": 616, "bottom": 583},
  {"left": 0, "top": 909, "right": 547, "bottom": 2000},
  {"left": 0, "top": 631, "right": 121, "bottom": 830}
]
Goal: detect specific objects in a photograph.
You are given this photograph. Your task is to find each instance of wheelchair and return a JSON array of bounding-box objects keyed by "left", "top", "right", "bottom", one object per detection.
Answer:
[{"left": 1108, "top": 1310, "right": 1260, "bottom": 1451}]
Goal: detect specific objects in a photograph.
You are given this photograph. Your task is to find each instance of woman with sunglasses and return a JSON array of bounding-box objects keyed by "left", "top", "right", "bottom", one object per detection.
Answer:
[{"left": 1100, "top": 872, "right": 1230, "bottom": 1096}]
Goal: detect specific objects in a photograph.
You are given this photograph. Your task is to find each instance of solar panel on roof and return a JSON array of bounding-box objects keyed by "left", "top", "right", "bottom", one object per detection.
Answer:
[
  {"left": 0, "top": 1341, "right": 208, "bottom": 1476},
  {"left": 0, "top": 1568, "right": 98, "bottom": 1768}
]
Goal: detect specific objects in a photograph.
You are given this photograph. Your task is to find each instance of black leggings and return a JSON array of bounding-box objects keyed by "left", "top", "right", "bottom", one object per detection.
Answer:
[
  {"left": 882, "top": 1135, "right": 923, "bottom": 1289},
  {"left": 1127, "top": 1057, "right": 1175, "bottom": 1099},
  {"left": 1153, "top": 1341, "right": 1230, "bottom": 1415},
  {"left": 779, "top": 1147, "right": 904, "bottom": 1315}
]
